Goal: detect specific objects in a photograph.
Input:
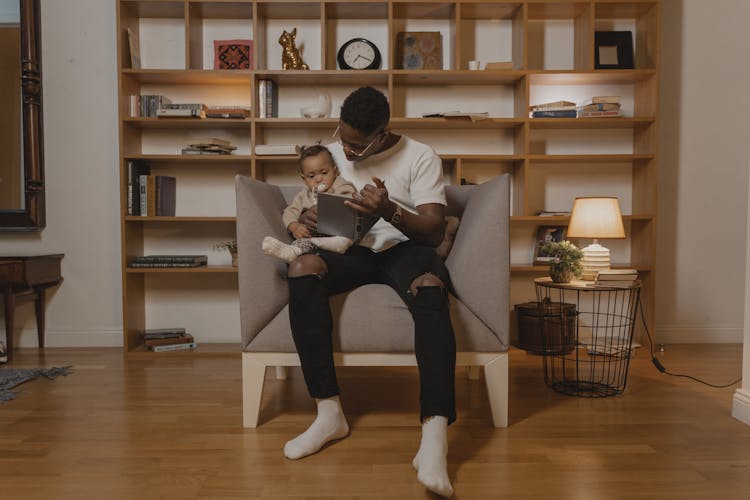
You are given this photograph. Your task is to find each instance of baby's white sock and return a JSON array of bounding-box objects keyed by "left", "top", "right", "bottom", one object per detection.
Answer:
[
  {"left": 284, "top": 396, "right": 349, "bottom": 460},
  {"left": 262, "top": 236, "right": 302, "bottom": 263},
  {"left": 413, "top": 416, "right": 453, "bottom": 497},
  {"left": 309, "top": 236, "right": 353, "bottom": 254}
]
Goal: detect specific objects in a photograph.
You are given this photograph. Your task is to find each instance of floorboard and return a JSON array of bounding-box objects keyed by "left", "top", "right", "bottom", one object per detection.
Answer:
[{"left": 0, "top": 344, "right": 748, "bottom": 499}]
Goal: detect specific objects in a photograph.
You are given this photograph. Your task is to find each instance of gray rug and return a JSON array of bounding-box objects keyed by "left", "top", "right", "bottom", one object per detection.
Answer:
[{"left": 0, "top": 366, "right": 73, "bottom": 402}]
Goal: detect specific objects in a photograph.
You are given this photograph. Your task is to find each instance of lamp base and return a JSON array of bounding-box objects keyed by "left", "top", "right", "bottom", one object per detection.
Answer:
[{"left": 580, "top": 242, "right": 611, "bottom": 280}]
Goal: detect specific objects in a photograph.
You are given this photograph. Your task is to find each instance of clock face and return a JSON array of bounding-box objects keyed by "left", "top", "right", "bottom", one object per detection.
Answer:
[{"left": 338, "top": 38, "right": 381, "bottom": 70}]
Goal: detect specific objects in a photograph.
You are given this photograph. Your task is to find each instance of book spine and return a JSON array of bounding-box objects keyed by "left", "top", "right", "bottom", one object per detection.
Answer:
[
  {"left": 147, "top": 175, "right": 156, "bottom": 217},
  {"left": 129, "top": 262, "right": 207, "bottom": 268},
  {"left": 133, "top": 256, "right": 207, "bottom": 263},
  {"left": 531, "top": 110, "right": 578, "bottom": 118},
  {"left": 139, "top": 174, "right": 148, "bottom": 215},
  {"left": 269, "top": 80, "right": 278, "bottom": 118},
  {"left": 150, "top": 342, "right": 198, "bottom": 352},
  {"left": 259, "top": 80, "right": 267, "bottom": 118},
  {"left": 127, "top": 161, "right": 133, "bottom": 215},
  {"left": 155, "top": 176, "right": 176, "bottom": 216},
  {"left": 144, "top": 327, "right": 186, "bottom": 333}
]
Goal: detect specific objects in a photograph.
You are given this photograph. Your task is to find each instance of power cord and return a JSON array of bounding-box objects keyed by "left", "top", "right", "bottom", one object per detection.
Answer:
[{"left": 638, "top": 295, "right": 742, "bottom": 388}]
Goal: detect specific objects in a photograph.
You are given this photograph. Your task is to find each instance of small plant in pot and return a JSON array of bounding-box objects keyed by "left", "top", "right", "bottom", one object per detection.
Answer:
[
  {"left": 540, "top": 240, "right": 583, "bottom": 283},
  {"left": 214, "top": 240, "right": 238, "bottom": 267}
]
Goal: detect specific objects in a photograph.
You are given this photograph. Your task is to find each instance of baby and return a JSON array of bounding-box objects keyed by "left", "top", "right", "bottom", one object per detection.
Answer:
[{"left": 262, "top": 144, "right": 356, "bottom": 262}]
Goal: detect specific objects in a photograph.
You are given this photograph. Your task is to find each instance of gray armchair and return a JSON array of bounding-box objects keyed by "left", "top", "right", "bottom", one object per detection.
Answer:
[{"left": 236, "top": 174, "right": 510, "bottom": 427}]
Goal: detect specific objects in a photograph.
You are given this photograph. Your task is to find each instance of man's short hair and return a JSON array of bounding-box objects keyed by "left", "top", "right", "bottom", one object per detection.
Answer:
[{"left": 340, "top": 86, "right": 390, "bottom": 136}]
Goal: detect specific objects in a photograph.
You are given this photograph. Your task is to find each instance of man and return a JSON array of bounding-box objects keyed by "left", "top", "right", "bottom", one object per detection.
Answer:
[{"left": 284, "top": 86, "right": 455, "bottom": 497}]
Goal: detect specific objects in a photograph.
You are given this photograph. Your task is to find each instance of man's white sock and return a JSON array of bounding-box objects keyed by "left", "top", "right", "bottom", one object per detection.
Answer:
[
  {"left": 284, "top": 396, "right": 349, "bottom": 460},
  {"left": 262, "top": 236, "right": 302, "bottom": 263},
  {"left": 413, "top": 416, "right": 453, "bottom": 497}
]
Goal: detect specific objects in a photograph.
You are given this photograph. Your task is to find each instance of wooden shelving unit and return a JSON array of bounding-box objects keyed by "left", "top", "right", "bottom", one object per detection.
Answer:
[{"left": 117, "top": 0, "right": 660, "bottom": 353}]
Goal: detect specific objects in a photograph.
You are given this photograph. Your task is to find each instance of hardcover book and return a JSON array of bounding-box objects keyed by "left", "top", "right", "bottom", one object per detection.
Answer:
[
  {"left": 316, "top": 192, "right": 378, "bottom": 241},
  {"left": 149, "top": 342, "right": 198, "bottom": 352},
  {"left": 155, "top": 176, "right": 176, "bottom": 216}
]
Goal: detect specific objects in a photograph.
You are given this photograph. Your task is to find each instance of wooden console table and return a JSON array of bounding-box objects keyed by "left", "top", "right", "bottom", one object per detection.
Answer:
[{"left": 0, "top": 254, "right": 64, "bottom": 361}]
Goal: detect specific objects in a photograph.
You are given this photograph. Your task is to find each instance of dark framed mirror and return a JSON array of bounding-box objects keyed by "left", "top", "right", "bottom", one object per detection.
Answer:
[{"left": 0, "top": 0, "right": 44, "bottom": 231}]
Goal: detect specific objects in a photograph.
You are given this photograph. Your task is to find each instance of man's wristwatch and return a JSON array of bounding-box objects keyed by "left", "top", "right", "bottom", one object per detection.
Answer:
[{"left": 387, "top": 204, "right": 403, "bottom": 226}]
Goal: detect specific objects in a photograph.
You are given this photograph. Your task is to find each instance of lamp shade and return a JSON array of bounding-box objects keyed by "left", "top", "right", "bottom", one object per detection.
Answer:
[{"left": 567, "top": 197, "right": 625, "bottom": 239}]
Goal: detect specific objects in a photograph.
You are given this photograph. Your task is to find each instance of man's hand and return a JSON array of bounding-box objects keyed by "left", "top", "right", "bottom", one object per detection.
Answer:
[
  {"left": 288, "top": 221, "right": 311, "bottom": 239},
  {"left": 345, "top": 177, "right": 395, "bottom": 220},
  {"left": 298, "top": 206, "right": 318, "bottom": 233}
]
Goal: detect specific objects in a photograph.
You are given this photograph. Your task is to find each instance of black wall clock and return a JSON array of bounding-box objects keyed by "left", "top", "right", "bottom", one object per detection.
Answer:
[{"left": 337, "top": 38, "right": 382, "bottom": 70}]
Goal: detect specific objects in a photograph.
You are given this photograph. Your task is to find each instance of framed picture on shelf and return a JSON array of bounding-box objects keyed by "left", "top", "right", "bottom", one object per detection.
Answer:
[
  {"left": 395, "top": 32, "right": 442, "bottom": 70},
  {"left": 594, "top": 31, "right": 634, "bottom": 69},
  {"left": 213, "top": 39, "right": 253, "bottom": 70},
  {"left": 533, "top": 226, "right": 567, "bottom": 265},
  {"left": 126, "top": 28, "right": 141, "bottom": 69}
]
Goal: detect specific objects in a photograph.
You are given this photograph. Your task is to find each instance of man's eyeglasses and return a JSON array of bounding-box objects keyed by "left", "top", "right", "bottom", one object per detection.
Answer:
[{"left": 332, "top": 124, "right": 385, "bottom": 158}]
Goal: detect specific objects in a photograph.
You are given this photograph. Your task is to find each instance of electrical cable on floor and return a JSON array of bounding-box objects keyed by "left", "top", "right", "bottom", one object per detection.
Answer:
[{"left": 638, "top": 296, "right": 742, "bottom": 388}]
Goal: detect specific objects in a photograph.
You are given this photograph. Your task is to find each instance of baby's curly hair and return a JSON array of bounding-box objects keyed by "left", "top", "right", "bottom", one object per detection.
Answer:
[
  {"left": 297, "top": 143, "right": 336, "bottom": 172},
  {"left": 340, "top": 86, "right": 390, "bottom": 135}
]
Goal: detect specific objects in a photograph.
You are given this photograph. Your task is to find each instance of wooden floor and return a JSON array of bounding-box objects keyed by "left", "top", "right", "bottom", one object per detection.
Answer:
[{"left": 1, "top": 344, "right": 748, "bottom": 499}]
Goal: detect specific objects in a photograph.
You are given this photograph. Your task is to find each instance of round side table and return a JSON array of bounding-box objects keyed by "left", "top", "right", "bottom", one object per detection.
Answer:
[{"left": 533, "top": 277, "right": 641, "bottom": 397}]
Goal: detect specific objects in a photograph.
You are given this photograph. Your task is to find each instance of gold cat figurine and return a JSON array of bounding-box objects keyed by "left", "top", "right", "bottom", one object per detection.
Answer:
[{"left": 279, "top": 28, "right": 309, "bottom": 70}]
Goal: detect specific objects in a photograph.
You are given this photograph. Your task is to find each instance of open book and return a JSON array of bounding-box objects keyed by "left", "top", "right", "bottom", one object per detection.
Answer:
[{"left": 316, "top": 192, "right": 378, "bottom": 241}]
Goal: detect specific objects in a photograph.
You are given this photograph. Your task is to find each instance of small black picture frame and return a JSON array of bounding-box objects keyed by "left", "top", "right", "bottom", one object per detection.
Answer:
[
  {"left": 533, "top": 226, "right": 567, "bottom": 265},
  {"left": 594, "top": 31, "right": 634, "bottom": 69}
]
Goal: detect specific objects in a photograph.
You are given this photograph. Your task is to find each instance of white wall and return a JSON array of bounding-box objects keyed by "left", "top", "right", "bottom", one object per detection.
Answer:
[
  {"left": 657, "top": 0, "right": 750, "bottom": 343},
  {"left": 0, "top": 0, "right": 122, "bottom": 347},
  {"left": 1, "top": 0, "right": 750, "bottom": 348}
]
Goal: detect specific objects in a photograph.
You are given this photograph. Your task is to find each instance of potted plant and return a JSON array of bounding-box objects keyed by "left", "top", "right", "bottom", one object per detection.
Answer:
[
  {"left": 214, "top": 240, "right": 238, "bottom": 267},
  {"left": 540, "top": 240, "right": 583, "bottom": 283}
]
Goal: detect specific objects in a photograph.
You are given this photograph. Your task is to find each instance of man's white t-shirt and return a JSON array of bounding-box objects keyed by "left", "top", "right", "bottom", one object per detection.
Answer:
[{"left": 328, "top": 136, "right": 446, "bottom": 252}]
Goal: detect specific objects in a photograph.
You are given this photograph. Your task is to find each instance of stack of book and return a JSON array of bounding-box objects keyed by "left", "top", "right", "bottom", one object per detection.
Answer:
[
  {"left": 591, "top": 268, "right": 638, "bottom": 287},
  {"left": 536, "top": 210, "right": 571, "bottom": 217},
  {"left": 529, "top": 100, "right": 577, "bottom": 118},
  {"left": 156, "top": 103, "right": 207, "bottom": 119},
  {"left": 126, "top": 164, "right": 176, "bottom": 216},
  {"left": 205, "top": 105, "right": 251, "bottom": 119},
  {"left": 129, "top": 255, "right": 208, "bottom": 268},
  {"left": 142, "top": 327, "right": 197, "bottom": 352},
  {"left": 258, "top": 79, "right": 278, "bottom": 118},
  {"left": 577, "top": 96, "right": 622, "bottom": 118},
  {"left": 182, "top": 138, "right": 236, "bottom": 155},
  {"left": 131, "top": 94, "right": 172, "bottom": 117}
]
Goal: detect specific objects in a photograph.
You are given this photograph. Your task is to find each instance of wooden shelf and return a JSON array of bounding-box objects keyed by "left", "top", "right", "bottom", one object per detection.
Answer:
[
  {"left": 528, "top": 117, "right": 655, "bottom": 129},
  {"left": 526, "top": 154, "right": 655, "bottom": 163},
  {"left": 126, "top": 265, "right": 237, "bottom": 274},
  {"left": 124, "top": 216, "right": 236, "bottom": 222},
  {"left": 123, "top": 117, "right": 252, "bottom": 129},
  {"left": 117, "top": 0, "right": 660, "bottom": 353},
  {"left": 511, "top": 215, "right": 655, "bottom": 223},
  {"left": 512, "top": 263, "right": 652, "bottom": 273},
  {"left": 123, "top": 154, "right": 251, "bottom": 162}
]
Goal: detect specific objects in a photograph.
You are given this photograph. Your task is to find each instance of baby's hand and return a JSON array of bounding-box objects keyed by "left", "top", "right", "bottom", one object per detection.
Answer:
[{"left": 289, "top": 221, "right": 311, "bottom": 239}]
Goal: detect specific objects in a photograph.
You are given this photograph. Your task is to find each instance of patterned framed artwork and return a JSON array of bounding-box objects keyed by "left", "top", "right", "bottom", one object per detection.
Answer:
[
  {"left": 395, "top": 32, "right": 442, "bottom": 70},
  {"left": 213, "top": 39, "right": 253, "bottom": 70}
]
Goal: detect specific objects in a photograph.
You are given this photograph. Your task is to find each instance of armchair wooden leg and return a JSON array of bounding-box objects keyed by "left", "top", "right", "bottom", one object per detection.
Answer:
[
  {"left": 484, "top": 353, "right": 509, "bottom": 428},
  {"left": 242, "top": 354, "right": 267, "bottom": 428},
  {"left": 466, "top": 366, "right": 481, "bottom": 380},
  {"left": 274, "top": 366, "right": 288, "bottom": 380}
]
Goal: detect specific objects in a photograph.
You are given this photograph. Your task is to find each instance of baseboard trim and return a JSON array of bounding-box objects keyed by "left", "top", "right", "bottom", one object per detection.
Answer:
[
  {"left": 732, "top": 389, "right": 750, "bottom": 426},
  {"left": 655, "top": 325, "right": 743, "bottom": 343},
  {"left": 13, "top": 327, "right": 123, "bottom": 348}
]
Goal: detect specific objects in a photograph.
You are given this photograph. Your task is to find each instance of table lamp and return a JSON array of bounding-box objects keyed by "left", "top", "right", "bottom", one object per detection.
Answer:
[{"left": 566, "top": 197, "right": 626, "bottom": 280}]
